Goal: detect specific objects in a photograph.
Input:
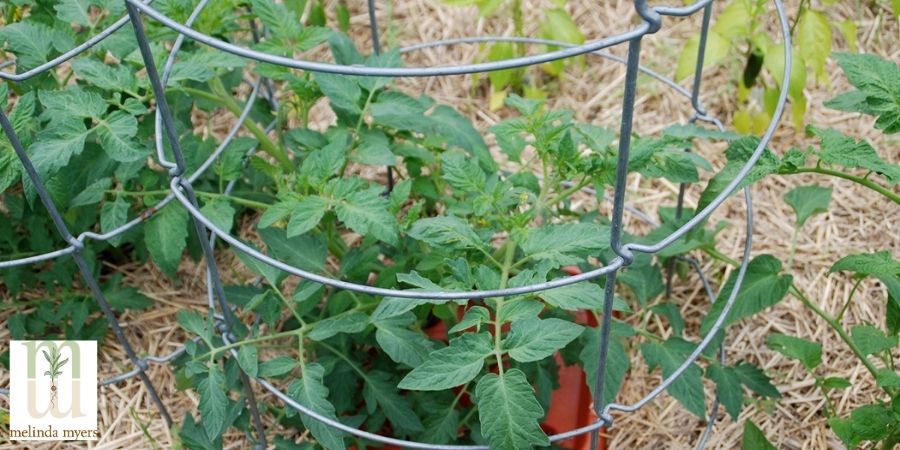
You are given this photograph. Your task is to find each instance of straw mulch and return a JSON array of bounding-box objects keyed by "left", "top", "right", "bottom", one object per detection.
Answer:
[{"left": 0, "top": 0, "right": 897, "bottom": 448}]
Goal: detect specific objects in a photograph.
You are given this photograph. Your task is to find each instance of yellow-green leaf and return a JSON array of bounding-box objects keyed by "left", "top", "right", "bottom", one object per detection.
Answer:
[
  {"left": 675, "top": 31, "right": 729, "bottom": 81},
  {"left": 796, "top": 10, "right": 832, "bottom": 83}
]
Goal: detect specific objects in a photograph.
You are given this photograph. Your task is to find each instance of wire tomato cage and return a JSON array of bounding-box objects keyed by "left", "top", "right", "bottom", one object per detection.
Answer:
[{"left": 0, "top": 0, "right": 791, "bottom": 448}]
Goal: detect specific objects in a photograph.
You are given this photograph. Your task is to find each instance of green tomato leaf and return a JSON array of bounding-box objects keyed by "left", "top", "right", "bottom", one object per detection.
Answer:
[
  {"left": 641, "top": 338, "right": 706, "bottom": 418},
  {"left": 353, "top": 129, "right": 396, "bottom": 166},
  {"left": 288, "top": 363, "right": 346, "bottom": 450},
  {"left": 373, "top": 313, "right": 435, "bottom": 367},
  {"left": 334, "top": 186, "right": 398, "bottom": 245},
  {"left": 398, "top": 332, "right": 491, "bottom": 391},
  {"left": 448, "top": 306, "right": 491, "bottom": 333},
  {"left": 237, "top": 345, "right": 258, "bottom": 378},
  {"left": 100, "top": 196, "right": 128, "bottom": 246},
  {"left": 519, "top": 222, "right": 610, "bottom": 268},
  {"left": 850, "top": 325, "right": 897, "bottom": 355},
  {"left": 258, "top": 357, "right": 299, "bottom": 377},
  {"left": 286, "top": 196, "right": 329, "bottom": 237},
  {"left": 700, "top": 255, "right": 792, "bottom": 335},
  {"left": 363, "top": 371, "right": 424, "bottom": 433},
  {"left": 742, "top": 421, "right": 777, "bottom": 450},
  {"left": 783, "top": 184, "right": 832, "bottom": 226},
  {"left": 70, "top": 177, "right": 112, "bottom": 208},
  {"left": 825, "top": 52, "right": 900, "bottom": 134},
  {"left": 474, "top": 369, "right": 550, "bottom": 449},
  {"left": 538, "top": 282, "right": 630, "bottom": 312},
  {"left": 766, "top": 333, "right": 822, "bottom": 370},
  {"left": 72, "top": 59, "right": 138, "bottom": 92},
  {"left": 580, "top": 325, "right": 630, "bottom": 405},
  {"left": 98, "top": 111, "right": 146, "bottom": 162},
  {"left": 198, "top": 365, "right": 228, "bottom": 441},
  {"left": 732, "top": 362, "right": 780, "bottom": 398},
  {"left": 145, "top": 205, "right": 189, "bottom": 277},
  {"left": 503, "top": 317, "right": 583, "bottom": 363},
  {"left": 707, "top": 364, "right": 743, "bottom": 420},
  {"left": 808, "top": 126, "right": 900, "bottom": 184},
  {"left": 830, "top": 251, "right": 900, "bottom": 301},
  {"left": 408, "top": 216, "right": 486, "bottom": 251},
  {"left": 441, "top": 150, "right": 486, "bottom": 193},
  {"left": 259, "top": 227, "right": 327, "bottom": 273},
  {"left": 200, "top": 199, "right": 236, "bottom": 233},
  {"left": 307, "top": 311, "right": 369, "bottom": 341},
  {"left": 27, "top": 119, "right": 89, "bottom": 178}
]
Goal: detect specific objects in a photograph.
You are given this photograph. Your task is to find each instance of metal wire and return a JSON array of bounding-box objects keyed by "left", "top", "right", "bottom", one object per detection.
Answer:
[{"left": 0, "top": 0, "right": 791, "bottom": 448}]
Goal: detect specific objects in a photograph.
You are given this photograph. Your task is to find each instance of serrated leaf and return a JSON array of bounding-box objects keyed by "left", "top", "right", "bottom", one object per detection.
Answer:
[
  {"left": 0, "top": 22, "right": 54, "bottom": 69},
  {"left": 474, "top": 369, "right": 549, "bottom": 449},
  {"left": 237, "top": 345, "right": 258, "bottom": 378},
  {"left": 697, "top": 137, "right": 780, "bottom": 210},
  {"left": 503, "top": 317, "right": 583, "bottom": 363},
  {"left": 198, "top": 365, "right": 228, "bottom": 440},
  {"left": 408, "top": 216, "right": 486, "bottom": 251},
  {"left": 441, "top": 150, "right": 486, "bottom": 193},
  {"left": 398, "top": 333, "right": 491, "bottom": 391},
  {"left": 286, "top": 196, "right": 328, "bottom": 237},
  {"left": 307, "top": 311, "right": 369, "bottom": 341},
  {"left": 732, "top": 362, "right": 780, "bottom": 398},
  {"left": 100, "top": 196, "right": 128, "bottom": 246},
  {"left": 288, "top": 363, "right": 345, "bottom": 450},
  {"left": 620, "top": 262, "right": 666, "bottom": 305},
  {"left": 363, "top": 371, "right": 424, "bottom": 433},
  {"left": 641, "top": 338, "right": 706, "bottom": 418},
  {"left": 784, "top": 185, "right": 832, "bottom": 226},
  {"left": 708, "top": 364, "right": 743, "bottom": 420},
  {"left": 539, "top": 282, "right": 629, "bottom": 312},
  {"left": 700, "top": 255, "right": 792, "bottom": 335},
  {"left": 650, "top": 302, "right": 685, "bottom": 336},
  {"left": 259, "top": 227, "right": 327, "bottom": 273},
  {"left": 796, "top": 10, "right": 831, "bottom": 81},
  {"left": 374, "top": 314, "right": 434, "bottom": 367},
  {"left": 581, "top": 326, "right": 629, "bottom": 405},
  {"left": 27, "top": 119, "right": 89, "bottom": 178},
  {"left": 72, "top": 59, "right": 138, "bottom": 92},
  {"left": 38, "top": 88, "right": 106, "bottom": 126},
  {"left": 766, "top": 333, "right": 822, "bottom": 370},
  {"left": 742, "top": 421, "right": 777, "bottom": 450},
  {"left": 200, "top": 199, "right": 235, "bottom": 233},
  {"left": 258, "top": 356, "right": 299, "bottom": 377},
  {"left": 809, "top": 126, "right": 900, "bottom": 184},
  {"left": 145, "top": 204, "right": 189, "bottom": 276},
  {"left": 98, "top": 111, "right": 146, "bottom": 162},
  {"left": 316, "top": 72, "right": 361, "bottom": 114},
  {"left": 353, "top": 129, "right": 395, "bottom": 166},
  {"left": 334, "top": 186, "right": 398, "bottom": 245},
  {"left": 820, "top": 376, "right": 852, "bottom": 389},
  {"left": 850, "top": 325, "right": 897, "bottom": 355},
  {"left": 830, "top": 251, "right": 900, "bottom": 301},
  {"left": 250, "top": 0, "right": 302, "bottom": 40},
  {"left": 70, "top": 177, "right": 111, "bottom": 208},
  {"left": 55, "top": 0, "right": 95, "bottom": 26},
  {"left": 449, "top": 306, "right": 490, "bottom": 333},
  {"left": 825, "top": 52, "right": 900, "bottom": 134},
  {"left": 520, "top": 222, "right": 610, "bottom": 268},
  {"left": 177, "top": 310, "right": 212, "bottom": 343}
]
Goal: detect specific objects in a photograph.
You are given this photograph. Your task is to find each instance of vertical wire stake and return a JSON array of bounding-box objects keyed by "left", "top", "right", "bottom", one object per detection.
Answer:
[
  {"left": 367, "top": 0, "right": 394, "bottom": 193},
  {"left": 125, "top": 4, "right": 268, "bottom": 446},
  {"left": 590, "top": 36, "right": 643, "bottom": 450},
  {"left": 0, "top": 106, "right": 173, "bottom": 426}
]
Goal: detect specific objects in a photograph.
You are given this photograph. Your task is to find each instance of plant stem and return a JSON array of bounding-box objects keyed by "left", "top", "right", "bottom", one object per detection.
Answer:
[
  {"left": 176, "top": 82, "right": 293, "bottom": 172},
  {"left": 836, "top": 277, "right": 864, "bottom": 323},
  {"left": 789, "top": 285, "right": 885, "bottom": 385},
  {"left": 198, "top": 329, "right": 301, "bottom": 362},
  {"left": 786, "top": 222, "right": 800, "bottom": 272},
  {"left": 790, "top": 167, "right": 900, "bottom": 205},
  {"left": 544, "top": 177, "right": 592, "bottom": 208},
  {"left": 493, "top": 240, "right": 517, "bottom": 375},
  {"left": 109, "top": 189, "right": 271, "bottom": 210}
]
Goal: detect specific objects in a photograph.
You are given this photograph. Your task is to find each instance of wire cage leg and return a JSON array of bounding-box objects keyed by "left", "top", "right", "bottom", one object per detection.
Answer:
[
  {"left": 0, "top": 107, "right": 174, "bottom": 427},
  {"left": 124, "top": 3, "right": 268, "bottom": 447}
]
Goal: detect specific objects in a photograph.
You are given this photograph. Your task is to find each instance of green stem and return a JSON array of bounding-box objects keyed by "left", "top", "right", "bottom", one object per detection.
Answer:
[
  {"left": 196, "top": 329, "right": 301, "bottom": 362},
  {"left": 493, "top": 241, "right": 517, "bottom": 375},
  {"left": 544, "top": 176, "right": 592, "bottom": 208},
  {"left": 273, "top": 287, "right": 305, "bottom": 326},
  {"left": 790, "top": 286, "right": 885, "bottom": 386},
  {"left": 836, "top": 277, "right": 864, "bottom": 323},
  {"left": 109, "top": 189, "right": 271, "bottom": 210},
  {"left": 786, "top": 222, "right": 800, "bottom": 272},
  {"left": 177, "top": 81, "right": 294, "bottom": 172},
  {"left": 790, "top": 167, "right": 900, "bottom": 205}
]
